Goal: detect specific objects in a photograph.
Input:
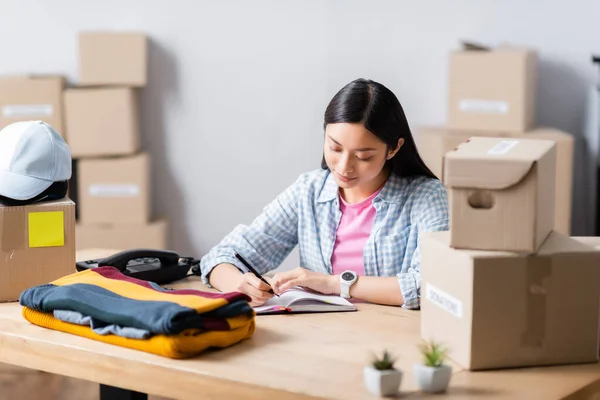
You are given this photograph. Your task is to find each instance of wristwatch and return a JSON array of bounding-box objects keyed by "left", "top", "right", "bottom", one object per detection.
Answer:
[{"left": 339, "top": 270, "right": 358, "bottom": 299}]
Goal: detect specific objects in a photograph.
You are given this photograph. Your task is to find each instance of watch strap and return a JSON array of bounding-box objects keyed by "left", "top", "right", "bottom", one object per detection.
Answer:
[{"left": 340, "top": 281, "right": 351, "bottom": 298}]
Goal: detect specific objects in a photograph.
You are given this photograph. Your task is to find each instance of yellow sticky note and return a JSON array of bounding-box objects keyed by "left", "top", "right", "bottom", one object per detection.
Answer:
[{"left": 28, "top": 211, "right": 65, "bottom": 248}]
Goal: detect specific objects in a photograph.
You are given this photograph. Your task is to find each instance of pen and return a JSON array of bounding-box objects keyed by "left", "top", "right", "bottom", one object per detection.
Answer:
[{"left": 234, "top": 252, "right": 278, "bottom": 296}]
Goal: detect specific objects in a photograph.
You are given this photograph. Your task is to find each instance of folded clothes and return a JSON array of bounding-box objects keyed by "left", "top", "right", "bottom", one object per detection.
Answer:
[
  {"left": 53, "top": 309, "right": 152, "bottom": 339},
  {"left": 19, "top": 266, "right": 256, "bottom": 358}
]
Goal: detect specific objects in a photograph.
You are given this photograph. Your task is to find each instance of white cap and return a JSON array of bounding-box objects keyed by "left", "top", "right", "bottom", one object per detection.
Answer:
[{"left": 0, "top": 121, "right": 71, "bottom": 201}]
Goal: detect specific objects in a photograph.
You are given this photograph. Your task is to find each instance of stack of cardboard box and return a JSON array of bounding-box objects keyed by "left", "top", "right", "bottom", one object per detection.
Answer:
[
  {"left": 418, "top": 42, "right": 600, "bottom": 371},
  {"left": 415, "top": 41, "right": 574, "bottom": 235},
  {"left": 66, "top": 33, "right": 167, "bottom": 251},
  {"left": 0, "top": 78, "right": 76, "bottom": 302}
]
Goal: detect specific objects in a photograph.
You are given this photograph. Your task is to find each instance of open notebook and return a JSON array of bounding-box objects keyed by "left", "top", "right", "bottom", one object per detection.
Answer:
[{"left": 253, "top": 287, "right": 357, "bottom": 315}]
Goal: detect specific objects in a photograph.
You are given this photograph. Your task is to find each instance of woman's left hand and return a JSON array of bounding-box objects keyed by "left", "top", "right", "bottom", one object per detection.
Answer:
[{"left": 271, "top": 267, "right": 338, "bottom": 295}]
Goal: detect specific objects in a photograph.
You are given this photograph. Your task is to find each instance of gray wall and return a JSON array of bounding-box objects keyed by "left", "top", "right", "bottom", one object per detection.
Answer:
[{"left": 1, "top": 0, "right": 598, "bottom": 269}]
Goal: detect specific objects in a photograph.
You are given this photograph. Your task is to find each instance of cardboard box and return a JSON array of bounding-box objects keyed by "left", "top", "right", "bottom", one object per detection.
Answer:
[
  {"left": 415, "top": 126, "right": 573, "bottom": 235},
  {"left": 78, "top": 153, "right": 150, "bottom": 224},
  {"left": 415, "top": 126, "right": 481, "bottom": 181},
  {"left": 572, "top": 236, "right": 600, "bottom": 357},
  {"left": 525, "top": 129, "right": 574, "bottom": 235},
  {"left": 64, "top": 87, "right": 140, "bottom": 158},
  {"left": 444, "top": 136, "right": 556, "bottom": 252},
  {"left": 76, "top": 219, "right": 167, "bottom": 250},
  {"left": 0, "top": 198, "right": 76, "bottom": 302},
  {"left": 0, "top": 76, "right": 65, "bottom": 136},
  {"left": 448, "top": 41, "right": 537, "bottom": 132},
  {"left": 79, "top": 32, "right": 147, "bottom": 87},
  {"left": 421, "top": 231, "right": 600, "bottom": 370}
]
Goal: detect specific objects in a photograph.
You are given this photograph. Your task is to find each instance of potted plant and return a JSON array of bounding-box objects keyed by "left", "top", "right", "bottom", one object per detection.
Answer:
[
  {"left": 414, "top": 340, "right": 452, "bottom": 393},
  {"left": 363, "top": 349, "right": 403, "bottom": 397}
]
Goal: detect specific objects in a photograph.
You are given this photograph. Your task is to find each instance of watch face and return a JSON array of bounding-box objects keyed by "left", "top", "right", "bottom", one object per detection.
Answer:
[{"left": 341, "top": 272, "right": 355, "bottom": 281}]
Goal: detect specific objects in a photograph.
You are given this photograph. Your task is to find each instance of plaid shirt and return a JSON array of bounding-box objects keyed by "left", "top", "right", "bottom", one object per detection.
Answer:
[{"left": 200, "top": 169, "right": 449, "bottom": 309}]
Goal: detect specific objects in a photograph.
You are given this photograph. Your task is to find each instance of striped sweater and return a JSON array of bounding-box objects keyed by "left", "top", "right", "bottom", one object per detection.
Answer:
[{"left": 19, "top": 266, "right": 255, "bottom": 359}]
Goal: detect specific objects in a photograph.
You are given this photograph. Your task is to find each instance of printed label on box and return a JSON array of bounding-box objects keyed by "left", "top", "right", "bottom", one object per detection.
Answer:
[
  {"left": 426, "top": 283, "right": 463, "bottom": 318},
  {"left": 89, "top": 184, "right": 140, "bottom": 197},
  {"left": 2, "top": 104, "right": 53, "bottom": 117},
  {"left": 487, "top": 140, "right": 519, "bottom": 155},
  {"left": 459, "top": 99, "right": 509, "bottom": 114}
]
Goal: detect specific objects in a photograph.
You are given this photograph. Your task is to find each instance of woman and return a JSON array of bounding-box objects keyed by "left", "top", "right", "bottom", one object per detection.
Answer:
[{"left": 200, "top": 78, "right": 449, "bottom": 309}]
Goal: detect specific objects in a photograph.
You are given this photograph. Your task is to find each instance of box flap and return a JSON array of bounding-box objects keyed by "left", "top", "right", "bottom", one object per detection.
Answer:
[
  {"left": 0, "top": 198, "right": 74, "bottom": 209},
  {"left": 495, "top": 42, "right": 536, "bottom": 53},
  {"left": 444, "top": 137, "right": 556, "bottom": 189},
  {"left": 424, "top": 231, "right": 522, "bottom": 258},
  {"left": 0, "top": 75, "right": 64, "bottom": 83},
  {"left": 571, "top": 236, "right": 600, "bottom": 250},
  {"left": 461, "top": 40, "right": 490, "bottom": 51},
  {"left": 425, "top": 231, "right": 597, "bottom": 259},
  {"left": 458, "top": 40, "right": 531, "bottom": 54},
  {"left": 526, "top": 127, "right": 573, "bottom": 143},
  {"left": 537, "top": 232, "right": 600, "bottom": 255}
]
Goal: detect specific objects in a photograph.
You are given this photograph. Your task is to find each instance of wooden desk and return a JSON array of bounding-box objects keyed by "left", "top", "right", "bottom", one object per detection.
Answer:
[{"left": 0, "top": 250, "right": 599, "bottom": 399}]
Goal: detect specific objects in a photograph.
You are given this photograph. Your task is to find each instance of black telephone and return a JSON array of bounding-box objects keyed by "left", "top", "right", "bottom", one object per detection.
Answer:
[{"left": 75, "top": 249, "right": 201, "bottom": 284}]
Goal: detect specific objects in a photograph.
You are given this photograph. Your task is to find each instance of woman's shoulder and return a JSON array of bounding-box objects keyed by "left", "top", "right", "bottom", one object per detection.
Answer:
[
  {"left": 285, "top": 168, "right": 329, "bottom": 190},
  {"left": 283, "top": 168, "right": 333, "bottom": 198},
  {"left": 385, "top": 174, "right": 447, "bottom": 203}
]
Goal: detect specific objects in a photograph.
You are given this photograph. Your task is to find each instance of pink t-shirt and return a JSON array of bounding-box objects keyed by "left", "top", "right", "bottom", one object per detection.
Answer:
[{"left": 331, "top": 187, "right": 383, "bottom": 276}]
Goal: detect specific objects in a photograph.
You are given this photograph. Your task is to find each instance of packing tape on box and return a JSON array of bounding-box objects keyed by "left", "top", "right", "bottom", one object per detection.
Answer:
[
  {"left": 521, "top": 256, "right": 552, "bottom": 348},
  {"left": 0, "top": 207, "right": 26, "bottom": 253}
]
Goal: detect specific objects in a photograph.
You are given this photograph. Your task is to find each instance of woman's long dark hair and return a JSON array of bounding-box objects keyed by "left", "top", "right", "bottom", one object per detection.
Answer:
[{"left": 321, "top": 78, "right": 437, "bottom": 180}]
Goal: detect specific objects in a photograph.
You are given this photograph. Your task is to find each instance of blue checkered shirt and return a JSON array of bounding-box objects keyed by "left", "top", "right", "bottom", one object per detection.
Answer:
[{"left": 200, "top": 169, "right": 449, "bottom": 309}]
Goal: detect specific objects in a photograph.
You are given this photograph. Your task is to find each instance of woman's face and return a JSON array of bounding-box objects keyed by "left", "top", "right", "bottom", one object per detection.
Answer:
[{"left": 323, "top": 123, "right": 401, "bottom": 191}]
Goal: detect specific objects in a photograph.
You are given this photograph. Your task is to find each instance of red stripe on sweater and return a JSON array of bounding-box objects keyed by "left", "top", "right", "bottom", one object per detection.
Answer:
[
  {"left": 91, "top": 266, "right": 250, "bottom": 303},
  {"left": 202, "top": 318, "right": 231, "bottom": 331}
]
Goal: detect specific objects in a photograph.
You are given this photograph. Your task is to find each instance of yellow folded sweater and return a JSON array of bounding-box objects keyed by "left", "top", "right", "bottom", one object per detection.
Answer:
[{"left": 19, "top": 266, "right": 255, "bottom": 358}]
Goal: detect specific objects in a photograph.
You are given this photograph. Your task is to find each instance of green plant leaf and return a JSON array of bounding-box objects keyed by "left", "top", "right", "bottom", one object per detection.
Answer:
[
  {"left": 371, "top": 349, "right": 397, "bottom": 370},
  {"left": 418, "top": 340, "right": 448, "bottom": 367}
]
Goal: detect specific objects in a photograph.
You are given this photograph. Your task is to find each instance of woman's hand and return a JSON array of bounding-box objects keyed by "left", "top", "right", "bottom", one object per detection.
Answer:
[
  {"left": 271, "top": 267, "right": 338, "bottom": 295},
  {"left": 235, "top": 272, "right": 274, "bottom": 307}
]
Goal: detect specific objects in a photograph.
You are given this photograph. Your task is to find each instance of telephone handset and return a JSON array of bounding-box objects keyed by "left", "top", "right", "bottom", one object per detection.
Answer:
[{"left": 75, "top": 248, "right": 201, "bottom": 284}]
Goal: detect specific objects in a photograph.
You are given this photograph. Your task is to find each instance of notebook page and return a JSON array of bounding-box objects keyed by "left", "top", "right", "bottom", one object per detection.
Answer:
[
  {"left": 252, "top": 290, "right": 297, "bottom": 313},
  {"left": 283, "top": 288, "right": 353, "bottom": 307},
  {"left": 253, "top": 287, "right": 353, "bottom": 313}
]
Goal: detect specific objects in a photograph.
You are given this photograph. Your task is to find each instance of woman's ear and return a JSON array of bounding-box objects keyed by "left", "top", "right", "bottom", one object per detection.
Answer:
[{"left": 387, "top": 138, "right": 405, "bottom": 160}]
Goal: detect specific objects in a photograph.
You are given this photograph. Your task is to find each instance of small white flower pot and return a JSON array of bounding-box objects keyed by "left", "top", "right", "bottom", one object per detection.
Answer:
[
  {"left": 363, "top": 365, "right": 403, "bottom": 397},
  {"left": 413, "top": 363, "right": 452, "bottom": 393}
]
